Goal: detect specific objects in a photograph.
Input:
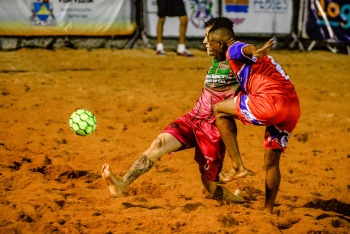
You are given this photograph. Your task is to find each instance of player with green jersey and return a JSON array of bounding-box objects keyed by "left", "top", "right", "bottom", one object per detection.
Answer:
[
  {"left": 205, "top": 58, "right": 237, "bottom": 89},
  {"left": 101, "top": 17, "right": 248, "bottom": 204}
]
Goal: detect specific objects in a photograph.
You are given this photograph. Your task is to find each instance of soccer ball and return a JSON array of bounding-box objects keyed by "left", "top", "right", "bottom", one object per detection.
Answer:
[{"left": 69, "top": 109, "right": 97, "bottom": 136}]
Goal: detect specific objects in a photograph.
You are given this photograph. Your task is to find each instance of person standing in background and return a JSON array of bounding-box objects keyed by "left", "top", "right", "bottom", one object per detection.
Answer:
[{"left": 156, "top": 0, "right": 193, "bottom": 57}]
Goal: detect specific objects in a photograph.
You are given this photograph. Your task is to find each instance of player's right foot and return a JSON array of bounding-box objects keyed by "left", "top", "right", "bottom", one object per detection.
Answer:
[{"left": 101, "top": 163, "right": 124, "bottom": 197}]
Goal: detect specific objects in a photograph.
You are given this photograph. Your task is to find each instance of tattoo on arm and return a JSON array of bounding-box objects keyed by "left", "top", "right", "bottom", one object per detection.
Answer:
[{"left": 122, "top": 155, "right": 154, "bottom": 187}]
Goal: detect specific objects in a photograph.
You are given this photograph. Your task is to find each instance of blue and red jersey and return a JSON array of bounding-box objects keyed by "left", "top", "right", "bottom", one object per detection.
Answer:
[
  {"left": 227, "top": 41, "right": 295, "bottom": 95},
  {"left": 226, "top": 41, "right": 300, "bottom": 149}
]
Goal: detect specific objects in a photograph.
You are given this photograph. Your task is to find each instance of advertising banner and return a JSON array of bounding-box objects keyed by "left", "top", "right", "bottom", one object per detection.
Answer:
[
  {"left": 144, "top": 0, "right": 220, "bottom": 38},
  {"left": 222, "top": 0, "right": 294, "bottom": 35},
  {"left": 304, "top": 0, "right": 350, "bottom": 43},
  {"left": 0, "top": 0, "right": 136, "bottom": 36}
]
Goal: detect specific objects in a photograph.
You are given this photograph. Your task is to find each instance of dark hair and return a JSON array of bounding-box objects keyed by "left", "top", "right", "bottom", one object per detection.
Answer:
[
  {"left": 205, "top": 17, "right": 234, "bottom": 30},
  {"left": 209, "top": 20, "right": 235, "bottom": 41},
  {"left": 205, "top": 17, "right": 235, "bottom": 39}
]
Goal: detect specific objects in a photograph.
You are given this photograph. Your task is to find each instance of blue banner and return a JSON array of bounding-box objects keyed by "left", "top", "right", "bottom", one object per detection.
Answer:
[{"left": 305, "top": 0, "right": 350, "bottom": 43}]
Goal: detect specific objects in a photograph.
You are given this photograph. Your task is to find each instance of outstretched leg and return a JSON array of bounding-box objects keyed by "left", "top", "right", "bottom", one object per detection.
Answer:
[
  {"left": 101, "top": 133, "right": 182, "bottom": 196},
  {"left": 101, "top": 155, "right": 154, "bottom": 196},
  {"left": 264, "top": 148, "right": 282, "bottom": 213}
]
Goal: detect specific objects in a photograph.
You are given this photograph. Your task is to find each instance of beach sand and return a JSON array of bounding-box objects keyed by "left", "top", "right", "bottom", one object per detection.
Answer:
[{"left": 0, "top": 48, "right": 349, "bottom": 233}]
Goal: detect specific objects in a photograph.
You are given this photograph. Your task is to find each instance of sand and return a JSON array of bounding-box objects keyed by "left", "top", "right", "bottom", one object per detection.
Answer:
[{"left": 0, "top": 47, "right": 349, "bottom": 233}]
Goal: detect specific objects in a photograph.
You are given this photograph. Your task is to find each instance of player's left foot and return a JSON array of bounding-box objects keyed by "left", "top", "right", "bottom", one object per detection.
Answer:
[
  {"left": 101, "top": 163, "right": 124, "bottom": 197},
  {"left": 220, "top": 169, "right": 253, "bottom": 182}
]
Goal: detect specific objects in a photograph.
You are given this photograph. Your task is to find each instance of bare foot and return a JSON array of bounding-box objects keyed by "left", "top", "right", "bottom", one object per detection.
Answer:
[
  {"left": 234, "top": 189, "right": 245, "bottom": 202},
  {"left": 220, "top": 169, "right": 252, "bottom": 182},
  {"left": 222, "top": 188, "right": 246, "bottom": 204},
  {"left": 101, "top": 163, "right": 124, "bottom": 197}
]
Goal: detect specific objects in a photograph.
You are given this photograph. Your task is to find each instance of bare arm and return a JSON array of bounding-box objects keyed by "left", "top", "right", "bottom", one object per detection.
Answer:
[{"left": 242, "top": 38, "right": 275, "bottom": 58}]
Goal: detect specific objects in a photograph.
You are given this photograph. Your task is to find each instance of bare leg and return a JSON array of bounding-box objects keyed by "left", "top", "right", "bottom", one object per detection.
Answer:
[
  {"left": 156, "top": 17, "right": 165, "bottom": 44},
  {"left": 264, "top": 148, "right": 282, "bottom": 213},
  {"left": 178, "top": 15, "right": 188, "bottom": 45},
  {"left": 215, "top": 113, "right": 249, "bottom": 180},
  {"left": 101, "top": 155, "right": 154, "bottom": 196},
  {"left": 101, "top": 133, "right": 182, "bottom": 197}
]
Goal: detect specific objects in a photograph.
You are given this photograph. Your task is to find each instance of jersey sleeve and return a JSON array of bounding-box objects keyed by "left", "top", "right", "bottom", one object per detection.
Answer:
[{"left": 227, "top": 42, "right": 256, "bottom": 65}]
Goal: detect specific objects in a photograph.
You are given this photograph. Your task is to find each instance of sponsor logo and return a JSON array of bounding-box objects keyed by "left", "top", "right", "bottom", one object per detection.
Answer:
[
  {"left": 219, "top": 62, "right": 229, "bottom": 70},
  {"left": 225, "top": 0, "right": 249, "bottom": 13},
  {"left": 316, "top": 0, "right": 350, "bottom": 29},
  {"left": 58, "top": 0, "right": 93, "bottom": 2},
  {"left": 188, "top": 0, "right": 214, "bottom": 29},
  {"left": 29, "top": 0, "right": 56, "bottom": 26},
  {"left": 252, "top": 0, "right": 288, "bottom": 12},
  {"left": 224, "top": 0, "right": 248, "bottom": 25},
  {"left": 224, "top": 0, "right": 290, "bottom": 26}
]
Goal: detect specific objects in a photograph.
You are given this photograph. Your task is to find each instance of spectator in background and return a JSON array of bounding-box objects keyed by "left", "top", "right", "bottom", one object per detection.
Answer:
[{"left": 156, "top": 0, "right": 193, "bottom": 57}]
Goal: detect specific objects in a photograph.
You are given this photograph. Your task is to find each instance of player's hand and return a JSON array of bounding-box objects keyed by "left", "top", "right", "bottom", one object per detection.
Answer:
[{"left": 253, "top": 38, "right": 275, "bottom": 58}]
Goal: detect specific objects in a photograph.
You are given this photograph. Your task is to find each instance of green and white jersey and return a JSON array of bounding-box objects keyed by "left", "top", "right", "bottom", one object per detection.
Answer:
[
  {"left": 188, "top": 58, "right": 239, "bottom": 123},
  {"left": 204, "top": 58, "right": 238, "bottom": 89}
]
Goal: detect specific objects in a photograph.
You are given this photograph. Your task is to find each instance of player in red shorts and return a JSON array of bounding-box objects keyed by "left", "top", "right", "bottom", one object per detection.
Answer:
[
  {"left": 208, "top": 20, "right": 300, "bottom": 213},
  {"left": 101, "top": 17, "right": 248, "bottom": 204}
]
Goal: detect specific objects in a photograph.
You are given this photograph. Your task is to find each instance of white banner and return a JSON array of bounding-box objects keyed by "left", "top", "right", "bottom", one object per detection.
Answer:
[
  {"left": 222, "top": 0, "right": 294, "bottom": 35},
  {"left": 144, "top": 0, "right": 220, "bottom": 38},
  {"left": 0, "top": 0, "right": 136, "bottom": 36}
]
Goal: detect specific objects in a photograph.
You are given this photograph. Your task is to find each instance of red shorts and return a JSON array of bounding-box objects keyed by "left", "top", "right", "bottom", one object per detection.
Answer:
[
  {"left": 235, "top": 87, "right": 300, "bottom": 150},
  {"left": 162, "top": 114, "right": 225, "bottom": 182}
]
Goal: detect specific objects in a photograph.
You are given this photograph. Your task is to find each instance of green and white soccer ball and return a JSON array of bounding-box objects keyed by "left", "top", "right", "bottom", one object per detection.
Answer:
[{"left": 69, "top": 109, "right": 97, "bottom": 136}]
